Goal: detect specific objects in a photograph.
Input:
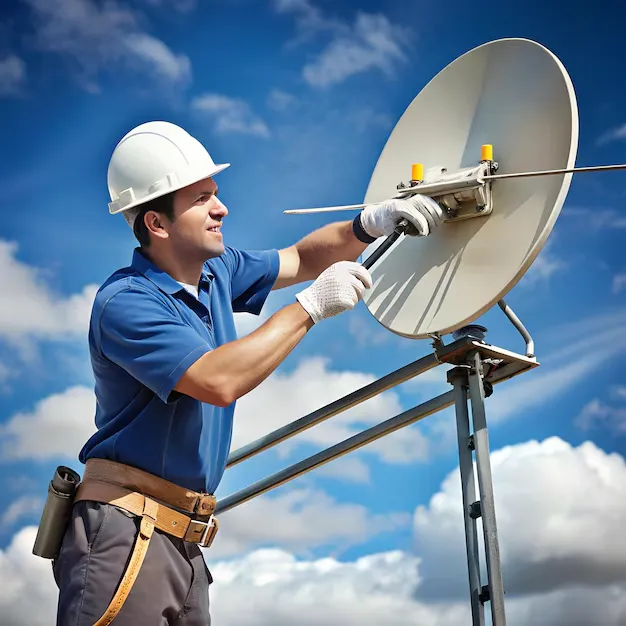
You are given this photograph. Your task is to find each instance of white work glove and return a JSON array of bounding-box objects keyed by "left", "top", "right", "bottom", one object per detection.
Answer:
[
  {"left": 359, "top": 195, "right": 445, "bottom": 238},
  {"left": 296, "top": 261, "right": 372, "bottom": 324}
]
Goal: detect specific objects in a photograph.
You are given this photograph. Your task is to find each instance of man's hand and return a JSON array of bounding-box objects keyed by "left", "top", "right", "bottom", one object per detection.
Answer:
[
  {"left": 295, "top": 261, "right": 372, "bottom": 324},
  {"left": 359, "top": 195, "right": 445, "bottom": 238}
]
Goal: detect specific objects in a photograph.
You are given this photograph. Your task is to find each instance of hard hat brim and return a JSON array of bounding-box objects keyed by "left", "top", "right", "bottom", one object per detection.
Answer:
[{"left": 109, "top": 162, "right": 230, "bottom": 215}]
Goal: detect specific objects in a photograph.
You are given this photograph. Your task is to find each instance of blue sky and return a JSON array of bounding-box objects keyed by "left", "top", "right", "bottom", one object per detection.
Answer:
[{"left": 1, "top": 0, "right": 626, "bottom": 624}]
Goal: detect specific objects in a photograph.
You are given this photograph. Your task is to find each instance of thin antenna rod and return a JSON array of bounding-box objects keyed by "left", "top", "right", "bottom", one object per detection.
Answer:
[
  {"left": 283, "top": 163, "right": 626, "bottom": 215},
  {"left": 481, "top": 163, "right": 626, "bottom": 181}
]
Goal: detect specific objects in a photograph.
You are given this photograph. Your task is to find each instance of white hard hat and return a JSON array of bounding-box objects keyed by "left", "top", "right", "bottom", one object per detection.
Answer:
[{"left": 107, "top": 121, "right": 230, "bottom": 215}]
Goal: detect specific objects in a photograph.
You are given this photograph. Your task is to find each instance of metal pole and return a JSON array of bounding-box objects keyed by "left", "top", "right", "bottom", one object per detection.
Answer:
[
  {"left": 227, "top": 350, "right": 441, "bottom": 467},
  {"left": 448, "top": 366, "right": 485, "bottom": 626},
  {"left": 468, "top": 351, "right": 506, "bottom": 626},
  {"left": 216, "top": 390, "right": 455, "bottom": 515}
]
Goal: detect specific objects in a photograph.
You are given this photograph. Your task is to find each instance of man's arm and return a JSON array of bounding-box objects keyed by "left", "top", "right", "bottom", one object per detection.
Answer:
[
  {"left": 273, "top": 220, "right": 368, "bottom": 290},
  {"left": 175, "top": 260, "right": 371, "bottom": 406},
  {"left": 175, "top": 302, "right": 313, "bottom": 406}
]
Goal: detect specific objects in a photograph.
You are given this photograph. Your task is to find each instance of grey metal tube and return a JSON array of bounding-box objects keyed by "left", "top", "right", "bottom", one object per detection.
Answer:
[
  {"left": 497, "top": 299, "right": 534, "bottom": 358},
  {"left": 468, "top": 352, "right": 507, "bottom": 626},
  {"left": 450, "top": 368, "right": 485, "bottom": 626},
  {"left": 216, "top": 390, "right": 455, "bottom": 515},
  {"left": 227, "top": 351, "right": 441, "bottom": 467}
]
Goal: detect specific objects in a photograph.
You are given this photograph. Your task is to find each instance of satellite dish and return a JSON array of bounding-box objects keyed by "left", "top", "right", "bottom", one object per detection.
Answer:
[
  {"left": 361, "top": 37, "right": 578, "bottom": 339},
  {"left": 284, "top": 38, "right": 626, "bottom": 340}
]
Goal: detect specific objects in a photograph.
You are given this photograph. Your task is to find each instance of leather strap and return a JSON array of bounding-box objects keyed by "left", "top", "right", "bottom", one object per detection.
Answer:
[
  {"left": 83, "top": 458, "right": 216, "bottom": 516},
  {"left": 93, "top": 496, "right": 158, "bottom": 626},
  {"left": 74, "top": 481, "right": 219, "bottom": 546}
]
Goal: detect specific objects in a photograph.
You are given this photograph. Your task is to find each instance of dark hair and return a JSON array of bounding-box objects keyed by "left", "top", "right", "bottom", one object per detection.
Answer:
[{"left": 132, "top": 191, "right": 176, "bottom": 248}]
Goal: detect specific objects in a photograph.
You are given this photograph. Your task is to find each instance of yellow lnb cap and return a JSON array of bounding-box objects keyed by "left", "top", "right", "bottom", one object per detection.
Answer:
[
  {"left": 411, "top": 163, "right": 424, "bottom": 181},
  {"left": 481, "top": 144, "right": 493, "bottom": 161}
]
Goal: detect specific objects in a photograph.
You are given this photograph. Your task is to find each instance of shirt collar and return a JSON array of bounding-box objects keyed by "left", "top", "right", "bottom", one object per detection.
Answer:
[{"left": 131, "top": 248, "right": 213, "bottom": 295}]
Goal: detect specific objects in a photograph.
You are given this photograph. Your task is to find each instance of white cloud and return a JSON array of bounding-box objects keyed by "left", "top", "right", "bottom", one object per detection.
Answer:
[
  {"left": 313, "top": 456, "right": 371, "bottom": 483},
  {"left": 191, "top": 93, "right": 270, "bottom": 137},
  {"left": 0, "top": 55, "right": 26, "bottom": 97},
  {"left": 208, "top": 487, "right": 408, "bottom": 559},
  {"left": 575, "top": 398, "right": 626, "bottom": 435},
  {"left": 302, "top": 13, "right": 411, "bottom": 88},
  {"left": 138, "top": 0, "right": 196, "bottom": 12},
  {"left": 232, "top": 356, "right": 429, "bottom": 465},
  {"left": 5, "top": 435, "right": 626, "bottom": 626},
  {"left": 0, "top": 385, "right": 96, "bottom": 461},
  {"left": 414, "top": 437, "right": 626, "bottom": 600},
  {"left": 612, "top": 273, "right": 626, "bottom": 293},
  {"left": 564, "top": 207, "right": 626, "bottom": 230},
  {"left": 518, "top": 240, "right": 566, "bottom": 287},
  {"left": 0, "top": 497, "right": 43, "bottom": 529},
  {"left": 267, "top": 88, "right": 298, "bottom": 111},
  {"left": 611, "top": 385, "right": 626, "bottom": 400},
  {"left": 23, "top": 0, "right": 191, "bottom": 90},
  {"left": 597, "top": 122, "right": 626, "bottom": 145},
  {"left": 0, "top": 240, "right": 97, "bottom": 342},
  {"left": 347, "top": 313, "right": 391, "bottom": 348},
  {"left": 0, "top": 527, "right": 60, "bottom": 626},
  {"left": 275, "top": 1, "right": 412, "bottom": 87},
  {"left": 124, "top": 33, "right": 191, "bottom": 83}
]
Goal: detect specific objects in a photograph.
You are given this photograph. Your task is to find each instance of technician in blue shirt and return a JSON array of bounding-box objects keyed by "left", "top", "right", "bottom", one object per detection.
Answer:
[{"left": 52, "top": 121, "right": 444, "bottom": 626}]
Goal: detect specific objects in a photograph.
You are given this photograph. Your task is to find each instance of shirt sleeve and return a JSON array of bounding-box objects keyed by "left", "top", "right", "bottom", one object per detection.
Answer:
[
  {"left": 95, "top": 285, "right": 212, "bottom": 404},
  {"left": 221, "top": 247, "right": 280, "bottom": 315}
]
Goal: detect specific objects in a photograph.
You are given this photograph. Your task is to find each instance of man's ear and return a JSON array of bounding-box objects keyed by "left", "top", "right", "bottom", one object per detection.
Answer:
[{"left": 144, "top": 211, "right": 169, "bottom": 241}]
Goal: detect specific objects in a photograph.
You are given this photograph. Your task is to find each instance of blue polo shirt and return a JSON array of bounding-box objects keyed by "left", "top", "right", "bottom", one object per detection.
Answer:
[{"left": 79, "top": 246, "right": 280, "bottom": 494}]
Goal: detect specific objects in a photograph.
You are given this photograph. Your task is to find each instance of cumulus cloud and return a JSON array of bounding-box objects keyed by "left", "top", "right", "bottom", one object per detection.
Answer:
[
  {"left": 191, "top": 93, "right": 270, "bottom": 137},
  {"left": 0, "top": 55, "right": 26, "bottom": 97},
  {"left": 0, "top": 240, "right": 97, "bottom": 343},
  {"left": 7, "top": 527, "right": 626, "bottom": 626},
  {"left": 208, "top": 487, "right": 409, "bottom": 559},
  {"left": 414, "top": 437, "right": 626, "bottom": 599},
  {"left": 4, "top": 436, "right": 626, "bottom": 625},
  {"left": 23, "top": 0, "right": 191, "bottom": 91},
  {"left": 275, "top": 0, "right": 412, "bottom": 87},
  {"left": 0, "top": 385, "right": 96, "bottom": 462}
]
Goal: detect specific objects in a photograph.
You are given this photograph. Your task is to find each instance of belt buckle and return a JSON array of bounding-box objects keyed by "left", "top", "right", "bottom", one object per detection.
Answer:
[{"left": 185, "top": 516, "right": 219, "bottom": 548}]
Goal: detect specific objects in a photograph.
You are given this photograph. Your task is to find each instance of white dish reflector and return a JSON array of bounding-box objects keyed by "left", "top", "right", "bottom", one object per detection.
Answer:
[{"left": 362, "top": 38, "right": 578, "bottom": 339}]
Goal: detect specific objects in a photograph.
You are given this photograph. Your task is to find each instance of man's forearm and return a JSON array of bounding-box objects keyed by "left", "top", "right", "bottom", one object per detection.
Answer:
[
  {"left": 294, "top": 220, "right": 368, "bottom": 280},
  {"left": 175, "top": 303, "right": 314, "bottom": 406}
]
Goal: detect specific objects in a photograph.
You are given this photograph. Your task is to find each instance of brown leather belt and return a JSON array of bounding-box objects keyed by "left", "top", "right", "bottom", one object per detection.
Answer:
[{"left": 74, "top": 459, "right": 219, "bottom": 626}]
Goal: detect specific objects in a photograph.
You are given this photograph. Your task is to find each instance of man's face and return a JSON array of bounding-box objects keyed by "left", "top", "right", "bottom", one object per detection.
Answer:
[{"left": 168, "top": 177, "right": 228, "bottom": 260}]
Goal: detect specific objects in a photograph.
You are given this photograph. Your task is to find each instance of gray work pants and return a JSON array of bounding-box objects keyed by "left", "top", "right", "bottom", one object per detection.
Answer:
[{"left": 53, "top": 501, "right": 212, "bottom": 625}]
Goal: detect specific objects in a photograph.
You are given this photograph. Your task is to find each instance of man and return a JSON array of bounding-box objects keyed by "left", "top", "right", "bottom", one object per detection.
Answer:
[{"left": 52, "top": 121, "right": 443, "bottom": 625}]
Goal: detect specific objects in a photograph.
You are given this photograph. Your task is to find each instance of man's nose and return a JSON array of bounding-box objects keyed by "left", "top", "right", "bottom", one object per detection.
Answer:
[{"left": 212, "top": 198, "right": 228, "bottom": 218}]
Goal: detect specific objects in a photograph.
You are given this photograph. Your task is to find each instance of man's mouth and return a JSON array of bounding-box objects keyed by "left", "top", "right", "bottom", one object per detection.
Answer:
[{"left": 207, "top": 225, "right": 221, "bottom": 232}]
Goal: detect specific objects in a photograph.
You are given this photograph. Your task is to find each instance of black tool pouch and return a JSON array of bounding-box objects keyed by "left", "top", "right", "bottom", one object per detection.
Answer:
[{"left": 32, "top": 466, "right": 81, "bottom": 560}]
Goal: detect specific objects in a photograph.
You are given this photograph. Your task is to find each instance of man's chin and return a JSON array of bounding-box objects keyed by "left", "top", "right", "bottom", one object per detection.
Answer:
[{"left": 203, "top": 242, "right": 225, "bottom": 259}]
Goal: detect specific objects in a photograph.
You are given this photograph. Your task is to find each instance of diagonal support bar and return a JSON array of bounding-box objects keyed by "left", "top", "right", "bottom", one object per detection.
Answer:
[
  {"left": 216, "top": 390, "right": 454, "bottom": 515},
  {"left": 226, "top": 350, "right": 442, "bottom": 467}
]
